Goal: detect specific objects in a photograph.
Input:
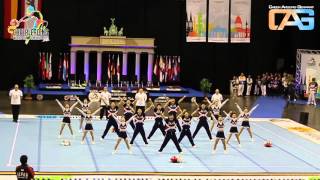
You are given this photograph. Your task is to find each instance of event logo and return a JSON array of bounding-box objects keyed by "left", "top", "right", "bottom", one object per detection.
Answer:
[
  {"left": 7, "top": 8, "right": 49, "bottom": 45},
  {"left": 268, "top": 5, "right": 314, "bottom": 30}
]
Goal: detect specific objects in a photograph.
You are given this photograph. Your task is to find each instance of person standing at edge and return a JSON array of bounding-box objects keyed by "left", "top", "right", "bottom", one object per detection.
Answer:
[
  {"left": 211, "top": 89, "right": 223, "bottom": 106},
  {"left": 135, "top": 88, "right": 148, "bottom": 114},
  {"left": 9, "top": 84, "right": 23, "bottom": 123},
  {"left": 16, "top": 155, "right": 35, "bottom": 180},
  {"left": 99, "top": 86, "right": 112, "bottom": 120}
]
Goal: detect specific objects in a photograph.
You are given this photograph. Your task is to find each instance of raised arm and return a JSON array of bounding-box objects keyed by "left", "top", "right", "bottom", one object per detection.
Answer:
[
  {"left": 145, "top": 103, "right": 154, "bottom": 113},
  {"left": 249, "top": 104, "right": 259, "bottom": 114},
  {"left": 205, "top": 97, "right": 213, "bottom": 106},
  {"left": 235, "top": 103, "right": 243, "bottom": 114},
  {"left": 177, "top": 109, "right": 186, "bottom": 119},
  {"left": 75, "top": 97, "right": 83, "bottom": 106},
  {"left": 178, "top": 95, "right": 186, "bottom": 104},
  {"left": 55, "top": 99, "right": 65, "bottom": 111},
  {"left": 110, "top": 113, "right": 121, "bottom": 124},
  {"left": 220, "top": 98, "right": 229, "bottom": 108},
  {"left": 92, "top": 107, "right": 102, "bottom": 116},
  {"left": 70, "top": 101, "right": 79, "bottom": 111},
  {"left": 126, "top": 114, "right": 136, "bottom": 124},
  {"left": 191, "top": 97, "right": 199, "bottom": 109},
  {"left": 191, "top": 108, "right": 198, "bottom": 117},
  {"left": 163, "top": 98, "right": 172, "bottom": 108},
  {"left": 87, "top": 101, "right": 94, "bottom": 107},
  {"left": 211, "top": 114, "right": 218, "bottom": 123},
  {"left": 75, "top": 107, "right": 86, "bottom": 117}
]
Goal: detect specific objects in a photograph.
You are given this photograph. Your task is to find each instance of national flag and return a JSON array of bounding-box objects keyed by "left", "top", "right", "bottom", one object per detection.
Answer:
[
  {"left": 38, "top": 52, "right": 42, "bottom": 79},
  {"left": 159, "top": 56, "right": 165, "bottom": 82},
  {"left": 167, "top": 56, "right": 172, "bottom": 81},
  {"left": 45, "top": 52, "right": 49, "bottom": 79},
  {"left": 57, "top": 53, "right": 62, "bottom": 80},
  {"left": 66, "top": 53, "right": 69, "bottom": 79},
  {"left": 48, "top": 53, "right": 52, "bottom": 80},
  {"left": 116, "top": 54, "right": 121, "bottom": 82},
  {"left": 107, "top": 55, "right": 111, "bottom": 80},
  {"left": 62, "top": 53, "right": 67, "bottom": 81},
  {"left": 41, "top": 52, "right": 46, "bottom": 80}
]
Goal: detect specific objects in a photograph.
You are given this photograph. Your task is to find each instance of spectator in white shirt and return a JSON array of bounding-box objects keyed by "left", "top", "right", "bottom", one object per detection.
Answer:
[
  {"left": 211, "top": 89, "right": 223, "bottom": 106},
  {"left": 135, "top": 88, "right": 148, "bottom": 113},
  {"left": 9, "top": 84, "right": 23, "bottom": 122},
  {"left": 99, "top": 87, "right": 112, "bottom": 120}
]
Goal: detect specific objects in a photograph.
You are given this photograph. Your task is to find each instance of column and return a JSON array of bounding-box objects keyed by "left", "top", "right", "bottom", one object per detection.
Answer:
[
  {"left": 84, "top": 51, "right": 90, "bottom": 82},
  {"left": 122, "top": 52, "right": 128, "bottom": 76},
  {"left": 135, "top": 52, "right": 141, "bottom": 82},
  {"left": 97, "top": 52, "right": 102, "bottom": 81},
  {"left": 70, "top": 51, "right": 77, "bottom": 74},
  {"left": 147, "top": 53, "right": 154, "bottom": 82}
]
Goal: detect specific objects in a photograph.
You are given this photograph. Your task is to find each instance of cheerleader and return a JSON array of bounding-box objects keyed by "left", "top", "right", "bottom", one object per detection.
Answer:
[
  {"left": 76, "top": 97, "right": 93, "bottom": 132},
  {"left": 225, "top": 111, "right": 241, "bottom": 146},
  {"left": 119, "top": 98, "right": 136, "bottom": 130},
  {"left": 147, "top": 100, "right": 166, "bottom": 139},
  {"left": 111, "top": 114, "right": 134, "bottom": 154},
  {"left": 235, "top": 103, "right": 259, "bottom": 140},
  {"left": 75, "top": 107, "right": 102, "bottom": 144},
  {"left": 164, "top": 96, "right": 186, "bottom": 132},
  {"left": 205, "top": 97, "right": 229, "bottom": 132},
  {"left": 130, "top": 105, "right": 154, "bottom": 145},
  {"left": 308, "top": 78, "right": 318, "bottom": 106},
  {"left": 212, "top": 115, "right": 227, "bottom": 154},
  {"left": 178, "top": 109, "right": 196, "bottom": 147},
  {"left": 158, "top": 113, "right": 183, "bottom": 153},
  {"left": 101, "top": 101, "right": 119, "bottom": 140},
  {"left": 191, "top": 98, "right": 213, "bottom": 140},
  {"left": 55, "top": 99, "right": 78, "bottom": 138}
]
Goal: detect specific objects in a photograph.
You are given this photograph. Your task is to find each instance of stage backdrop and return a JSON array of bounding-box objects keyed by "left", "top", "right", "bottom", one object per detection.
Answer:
[
  {"left": 230, "top": 0, "right": 251, "bottom": 43},
  {"left": 186, "top": 0, "right": 207, "bottom": 42},
  {"left": 208, "top": 0, "right": 229, "bottom": 43}
]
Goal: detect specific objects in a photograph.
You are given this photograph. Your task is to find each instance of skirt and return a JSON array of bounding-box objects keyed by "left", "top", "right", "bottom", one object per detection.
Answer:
[
  {"left": 62, "top": 117, "right": 71, "bottom": 124},
  {"left": 241, "top": 120, "right": 250, "bottom": 127},
  {"left": 85, "top": 124, "right": 93, "bottom": 131},
  {"left": 229, "top": 126, "right": 238, "bottom": 133},
  {"left": 118, "top": 131, "right": 128, "bottom": 139},
  {"left": 216, "top": 131, "right": 225, "bottom": 139}
]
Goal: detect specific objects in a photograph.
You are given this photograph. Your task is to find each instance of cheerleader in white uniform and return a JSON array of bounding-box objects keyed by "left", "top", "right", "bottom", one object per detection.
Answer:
[
  {"left": 224, "top": 111, "right": 241, "bottom": 146},
  {"left": 235, "top": 103, "right": 259, "bottom": 140},
  {"left": 110, "top": 114, "right": 135, "bottom": 154},
  {"left": 55, "top": 99, "right": 78, "bottom": 138},
  {"left": 76, "top": 97, "right": 93, "bottom": 132},
  {"left": 212, "top": 115, "right": 228, "bottom": 154},
  {"left": 205, "top": 97, "right": 229, "bottom": 132},
  {"left": 76, "top": 107, "right": 102, "bottom": 144}
]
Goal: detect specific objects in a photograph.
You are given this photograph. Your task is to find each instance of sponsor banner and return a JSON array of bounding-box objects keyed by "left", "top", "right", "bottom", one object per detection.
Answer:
[
  {"left": 230, "top": 0, "right": 251, "bottom": 43},
  {"left": 186, "top": 0, "right": 207, "bottom": 42},
  {"left": 270, "top": 119, "right": 320, "bottom": 144}
]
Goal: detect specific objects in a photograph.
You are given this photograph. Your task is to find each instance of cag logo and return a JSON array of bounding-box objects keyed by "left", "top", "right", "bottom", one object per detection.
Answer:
[{"left": 269, "top": 9, "right": 314, "bottom": 30}]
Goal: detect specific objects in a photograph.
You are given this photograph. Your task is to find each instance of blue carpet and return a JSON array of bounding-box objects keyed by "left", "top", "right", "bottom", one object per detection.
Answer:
[{"left": 250, "top": 96, "right": 287, "bottom": 118}]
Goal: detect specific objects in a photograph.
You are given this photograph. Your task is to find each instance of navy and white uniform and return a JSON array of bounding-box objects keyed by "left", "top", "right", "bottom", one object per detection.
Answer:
[
  {"left": 84, "top": 115, "right": 94, "bottom": 131},
  {"left": 167, "top": 104, "right": 182, "bottom": 131},
  {"left": 211, "top": 105, "right": 220, "bottom": 120},
  {"left": 178, "top": 115, "right": 195, "bottom": 146},
  {"left": 118, "top": 122, "right": 128, "bottom": 139},
  {"left": 123, "top": 104, "right": 135, "bottom": 129},
  {"left": 159, "top": 119, "right": 182, "bottom": 153},
  {"left": 193, "top": 108, "right": 212, "bottom": 140},
  {"left": 101, "top": 106, "right": 119, "bottom": 139},
  {"left": 148, "top": 108, "right": 166, "bottom": 139},
  {"left": 216, "top": 121, "right": 225, "bottom": 139},
  {"left": 62, "top": 109, "right": 71, "bottom": 123},
  {"left": 229, "top": 118, "right": 239, "bottom": 133},
  {"left": 130, "top": 114, "right": 148, "bottom": 144},
  {"left": 240, "top": 113, "right": 250, "bottom": 127}
]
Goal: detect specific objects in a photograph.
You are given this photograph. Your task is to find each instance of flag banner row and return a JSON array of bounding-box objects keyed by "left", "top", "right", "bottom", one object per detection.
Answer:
[
  {"left": 153, "top": 56, "right": 181, "bottom": 83},
  {"left": 38, "top": 52, "right": 69, "bottom": 81},
  {"left": 106, "top": 54, "right": 121, "bottom": 82},
  {"left": 186, "top": 0, "right": 251, "bottom": 43}
]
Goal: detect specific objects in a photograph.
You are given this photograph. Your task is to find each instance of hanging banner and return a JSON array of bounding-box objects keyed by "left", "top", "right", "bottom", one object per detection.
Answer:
[
  {"left": 208, "top": 0, "right": 229, "bottom": 42},
  {"left": 186, "top": 0, "right": 207, "bottom": 42},
  {"left": 230, "top": 0, "right": 251, "bottom": 43}
]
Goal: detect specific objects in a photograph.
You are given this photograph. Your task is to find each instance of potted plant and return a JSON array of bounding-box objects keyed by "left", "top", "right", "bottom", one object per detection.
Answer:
[
  {"left": 200, "top": 78, "right": 212, "bottom": 97},
  {"left": 23, "top": 74, "right": 35, "bottom": 100}
]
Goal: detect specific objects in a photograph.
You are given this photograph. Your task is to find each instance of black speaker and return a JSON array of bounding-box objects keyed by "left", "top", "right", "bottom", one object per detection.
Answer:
[{"left": 299, "top": 112, "right": 309, "bottom": 125}]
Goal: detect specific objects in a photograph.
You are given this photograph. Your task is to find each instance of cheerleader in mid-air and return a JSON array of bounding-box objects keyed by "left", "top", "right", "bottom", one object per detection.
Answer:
[
  {"left": 205, "top": 97, "right": 229, "bottom": 132},
  {"left": 119, "top": 98, "right": 136, "bottom": 130},
  {"left": 55, "top": 99, "right": 78, "bottom": 138},
  {"left": 191, "top": 98, "right": 213, "bottom": 141},
  {"left": 75, "top": 107, "right": 102, "bottom": 144},
  {"left": 235, "top": 103, "right": 259, "bottom": 141},
  {"left": 224, "top": 111, "right": 241, "bottom": 147},
  {"left": 212, "top": 114, "right": 228, "bottom": 154},
  {"left": 101, "top": 101, "right": 120, "bottom": 141},
  {"left": 130, "top": 104, "right": 154, "bottom": 145},
  {"left": 147, "top": 100, "right": 166, "bottom": 139},
  {"left": 158, "top": 113, "right": 183, "bottom": 153},
  {"left": 76, "top": 97, "right": 93, "bottom": 132},
  {"left": 178, "top": 109, "right": 196, "bottom": 147},
  {"left": 164, "top": 96, "right": 186, "bottom": 132},
  {"left": 110, "top": 114, "right": 134, "bottom": 154}
]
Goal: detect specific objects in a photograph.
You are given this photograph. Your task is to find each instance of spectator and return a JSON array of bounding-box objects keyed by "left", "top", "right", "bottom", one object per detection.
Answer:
[{"left": 16, "top": 155, "right": 34, "bottom": 180}]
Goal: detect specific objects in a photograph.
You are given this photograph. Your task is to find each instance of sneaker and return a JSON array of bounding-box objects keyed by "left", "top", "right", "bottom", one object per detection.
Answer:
[
  {"left": 192, "top": 145, "right": 197, "bottom": 148},
  {"left": 238, "top": 144, "right": 242, "bottom": 148},
  {"left": 179, "top": 151, "right": 183, "bottom": 155},
  {"left": 100, "top": 137, "right": 104, "bottom": 141},
  {"left": 112, "top": 150, "right": 117, "bottom": 154},
  {"left": 78, "top": 129, "right": 82, "bottom": 133},
  {"left": 212, "top": 150, "right": 216, "bottom": 154},
  {"left": 158, "top": 150, "right": 162, "bottom": 153},
  {"left": 224, "top": 150, "right": 228, "bottom": 154},
  {"left": 81, "top": 141, "right": 85, "bottom": 144},
  {"left": 91, "top": 141, "right": 95, "bottom": 145},
  {"left": 128, "top": 150, "right": 133, "bottom": 154},
  {"left": 251, "top": 138, "right": 255, "bottom": 142},
  {"left": 58, "top": 135, "right": 62, "bottom": 139}
]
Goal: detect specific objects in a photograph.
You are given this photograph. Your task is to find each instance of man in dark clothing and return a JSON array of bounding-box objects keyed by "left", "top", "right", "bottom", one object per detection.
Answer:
[{"left": 16, "top": 155, "right": 35, "bottom": 180}]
